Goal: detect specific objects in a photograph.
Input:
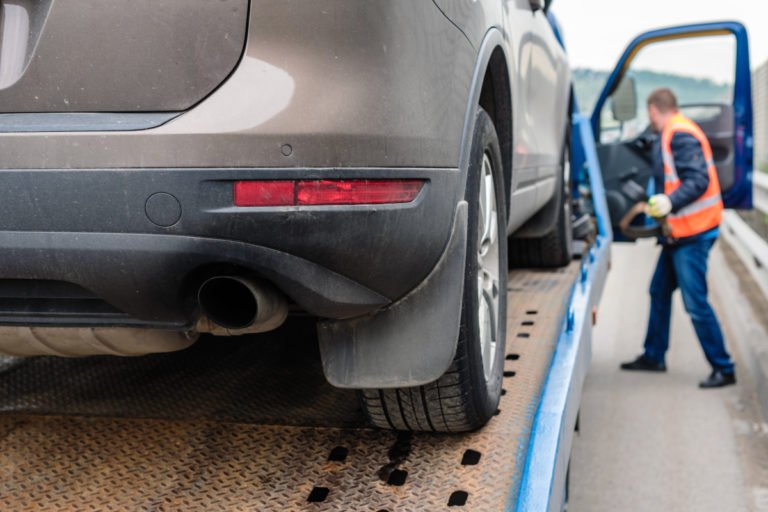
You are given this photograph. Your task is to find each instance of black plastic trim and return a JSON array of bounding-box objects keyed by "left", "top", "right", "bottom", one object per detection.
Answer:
[{"left": 0, "top": 231, "right": 390, "bottom": 328}]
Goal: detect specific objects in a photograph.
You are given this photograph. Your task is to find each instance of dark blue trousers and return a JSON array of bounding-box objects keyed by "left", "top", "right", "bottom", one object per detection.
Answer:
[{"left": 643, "top": 237, "right": 735, "bottom": 373}]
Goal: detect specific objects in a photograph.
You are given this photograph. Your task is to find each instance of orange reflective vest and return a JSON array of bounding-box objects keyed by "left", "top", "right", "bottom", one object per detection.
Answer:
[{"left": 661, "top": 112, "right": 723, "bottom": 239}]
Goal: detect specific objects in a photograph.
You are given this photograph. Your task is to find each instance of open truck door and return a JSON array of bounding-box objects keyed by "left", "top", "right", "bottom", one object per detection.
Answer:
[{"left": 590, "top": 22, "right": 753, "bottom": 239}]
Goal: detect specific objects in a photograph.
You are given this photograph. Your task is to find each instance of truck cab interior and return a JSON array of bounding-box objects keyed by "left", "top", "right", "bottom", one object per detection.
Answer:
[{"left": 589, "top": 22, "right": 754, "bottom": 237}]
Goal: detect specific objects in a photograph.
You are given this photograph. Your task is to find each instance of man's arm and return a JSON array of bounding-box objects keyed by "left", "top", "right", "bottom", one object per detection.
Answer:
[{"left": 667, "top": 132, "right": 710, "bottom": 212}]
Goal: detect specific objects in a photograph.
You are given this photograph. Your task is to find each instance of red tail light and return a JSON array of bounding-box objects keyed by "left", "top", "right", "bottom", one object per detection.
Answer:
[{"left": 233, "top": 179, "right": 424, "bottom": 207}]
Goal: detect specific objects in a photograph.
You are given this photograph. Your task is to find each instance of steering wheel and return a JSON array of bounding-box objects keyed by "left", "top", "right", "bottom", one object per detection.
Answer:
[{"left": 619, "top": 201, "right": 673, "bottom": 240}]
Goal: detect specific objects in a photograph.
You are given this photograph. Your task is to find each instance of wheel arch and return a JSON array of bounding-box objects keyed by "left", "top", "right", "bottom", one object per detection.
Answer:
[
  {"left": 314, "top": 31, "right": 516, "bottom": 390},
  {"left": 478, "top": 46, "right": 514, "bottom": 222},
  {"left": 457, "top": 29, "right": 514, "bottom": 222}
]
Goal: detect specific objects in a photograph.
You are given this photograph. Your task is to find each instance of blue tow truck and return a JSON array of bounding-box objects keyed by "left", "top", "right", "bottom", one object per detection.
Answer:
[
  {"left": 518, "top": 19, "right": 753, "bottom": 511},
  {"left": 0, "top": 19, "right": 753, "bottom": 512},
  {"left": 518, "top": 19, "right": 753, "bottom": 510}
]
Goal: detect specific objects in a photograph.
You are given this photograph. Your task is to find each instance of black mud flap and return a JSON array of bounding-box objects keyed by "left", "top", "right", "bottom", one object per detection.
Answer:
[{"left": 317, "top": 202, "right": 468, "bottom": 389}]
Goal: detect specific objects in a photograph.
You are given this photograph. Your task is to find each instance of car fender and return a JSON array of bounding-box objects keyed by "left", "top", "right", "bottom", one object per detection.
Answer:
[{"left": 316, "top": 31, "right": 515, "bottom": 389}]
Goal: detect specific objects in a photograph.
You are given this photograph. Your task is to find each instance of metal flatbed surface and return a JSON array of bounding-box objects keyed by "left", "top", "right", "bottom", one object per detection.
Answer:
[{"left": 0, "top": 264, "right": 580, "bottom": 511}]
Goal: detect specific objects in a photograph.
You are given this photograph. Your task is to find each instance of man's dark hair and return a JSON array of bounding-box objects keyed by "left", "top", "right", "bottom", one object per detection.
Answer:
[{"left": 647, "top": 88, "right": 678, "bottom": 112}]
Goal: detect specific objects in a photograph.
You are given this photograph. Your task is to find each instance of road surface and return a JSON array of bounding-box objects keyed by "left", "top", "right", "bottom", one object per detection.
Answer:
[{"left": 570, "top": 239, "right": 768, "bottom": 511}]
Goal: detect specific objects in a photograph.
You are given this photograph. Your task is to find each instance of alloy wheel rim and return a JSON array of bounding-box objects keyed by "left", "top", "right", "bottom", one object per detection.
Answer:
[{"left": 477, "top": 152, "right": 501, "bottom": 382}]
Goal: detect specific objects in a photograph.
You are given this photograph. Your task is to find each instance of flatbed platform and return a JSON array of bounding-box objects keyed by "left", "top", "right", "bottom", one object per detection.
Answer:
[{"left": 0, "top": 263, "right": 583, "bottom": 511}]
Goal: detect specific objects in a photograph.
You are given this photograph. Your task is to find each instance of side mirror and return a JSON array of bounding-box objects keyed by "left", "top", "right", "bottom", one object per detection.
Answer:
[
  {"left": 611, "top": 76, "right": 638, "bottom": 123},
  {"left": 529, "top": 0, "right": 544, "bottom": 11}
]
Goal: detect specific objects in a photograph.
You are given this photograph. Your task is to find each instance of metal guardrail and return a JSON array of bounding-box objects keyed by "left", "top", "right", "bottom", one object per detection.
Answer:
[
  {"left": 721, "top": 210, "right": 768, "bottom": 300},
  {"left": 755, "top": 172, "right": 768, "bottom": 214},
  {"left": 720, "top": 183, "right": 768, "bottom": 426}
]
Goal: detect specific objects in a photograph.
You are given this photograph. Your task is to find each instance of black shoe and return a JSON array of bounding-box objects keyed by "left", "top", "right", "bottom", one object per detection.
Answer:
[
  {"left": 699, "top": 370, "right": 736, "bottom": 389},
  {"left": 620, "top": 355, "right": 667, "bottom": 372}
]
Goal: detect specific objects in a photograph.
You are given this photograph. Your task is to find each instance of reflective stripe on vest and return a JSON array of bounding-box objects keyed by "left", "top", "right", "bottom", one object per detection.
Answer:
[
  {"left": 669, "top": 193, "right": 722, "bottom": 218},
  {"left": 663, "top": 152, "right": 717, "bottom": 185},
  {"left": 661, "top": 112, "right": 723, "bottom": 239},
  {"left": 662, "top": 151, "right": 679, "bottom": 183}
]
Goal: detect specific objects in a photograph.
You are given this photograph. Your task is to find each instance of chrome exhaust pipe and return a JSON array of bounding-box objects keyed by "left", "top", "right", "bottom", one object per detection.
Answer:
[{"left": 196, "top": 276, "right": 288, "bottom": 335}]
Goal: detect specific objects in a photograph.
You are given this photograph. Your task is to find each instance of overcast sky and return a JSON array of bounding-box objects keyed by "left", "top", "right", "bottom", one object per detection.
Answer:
[{"left": 553, "top": 1, "right": 768, "bottom": 81}]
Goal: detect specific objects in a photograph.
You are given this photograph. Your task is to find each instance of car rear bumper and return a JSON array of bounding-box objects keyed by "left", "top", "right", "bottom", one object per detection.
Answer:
[{"left": 0, "top": 167, "right": 461, "bottom": 328}]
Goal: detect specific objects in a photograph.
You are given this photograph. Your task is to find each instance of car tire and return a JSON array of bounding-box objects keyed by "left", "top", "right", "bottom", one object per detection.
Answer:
[
  {"left": 360, "top": 108, "right": 508, "bottom": 432},
  {"left": 509, "top": 130, "right": 573, "bottom": 268}
]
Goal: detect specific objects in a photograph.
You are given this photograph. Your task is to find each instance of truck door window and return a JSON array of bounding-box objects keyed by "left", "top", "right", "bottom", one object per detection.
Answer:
[{"left": 599, "top": 34, "right": 736, "bottom": 144}]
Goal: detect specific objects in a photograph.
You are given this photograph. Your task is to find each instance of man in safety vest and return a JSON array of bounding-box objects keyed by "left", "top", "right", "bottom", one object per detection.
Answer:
[{"left": 620, "top": 88, "right": 736, "bottom": 388}]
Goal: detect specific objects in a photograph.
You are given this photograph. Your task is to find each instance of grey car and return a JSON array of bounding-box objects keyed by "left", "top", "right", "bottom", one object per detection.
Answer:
[{"left": 0, "top": 0, "right": 571, "bottom": 431}]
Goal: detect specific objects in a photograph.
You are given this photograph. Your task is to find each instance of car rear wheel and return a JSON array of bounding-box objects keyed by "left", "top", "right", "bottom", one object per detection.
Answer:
[
  {"left": 509, "top": 130, "right": 573, "bottom": 267},
  {"left": 360, "top": 109, "right": 508, "bottom": 432}
]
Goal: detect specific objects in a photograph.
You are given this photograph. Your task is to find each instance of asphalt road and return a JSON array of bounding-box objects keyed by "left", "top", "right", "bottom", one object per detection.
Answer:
[{"left": 569, "top": 240, "right": 768, "bottom": 512}]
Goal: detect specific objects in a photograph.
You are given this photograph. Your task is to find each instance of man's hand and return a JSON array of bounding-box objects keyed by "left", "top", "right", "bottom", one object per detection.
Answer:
[{"left": 645, "top": 194, "right": 672, "bottom": 218}]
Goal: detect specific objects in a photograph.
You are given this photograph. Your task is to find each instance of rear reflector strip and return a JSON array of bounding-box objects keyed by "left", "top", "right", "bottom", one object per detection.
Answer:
[
  {"left": 233, "top": 180, "right": 295, "bottom": 207},
  {"left": 297, "top": 180, "right": 424, "bottom": 205},
  {"left": 233, "top": 180, "right": 424, "bottom": 207}
]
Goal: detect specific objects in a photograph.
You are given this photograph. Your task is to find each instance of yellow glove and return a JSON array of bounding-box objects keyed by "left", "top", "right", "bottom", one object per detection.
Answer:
[{"left": 645, "top": 194, "right": 672, "bottom": 218}]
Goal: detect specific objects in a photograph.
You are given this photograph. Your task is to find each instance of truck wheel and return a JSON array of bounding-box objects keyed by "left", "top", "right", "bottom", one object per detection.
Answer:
[
  {"left": 360, "top": 109, "right": 508, "bottom": 432},
  {"left": 509, "top": 132, "right": 573, "bottom": 267}
]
